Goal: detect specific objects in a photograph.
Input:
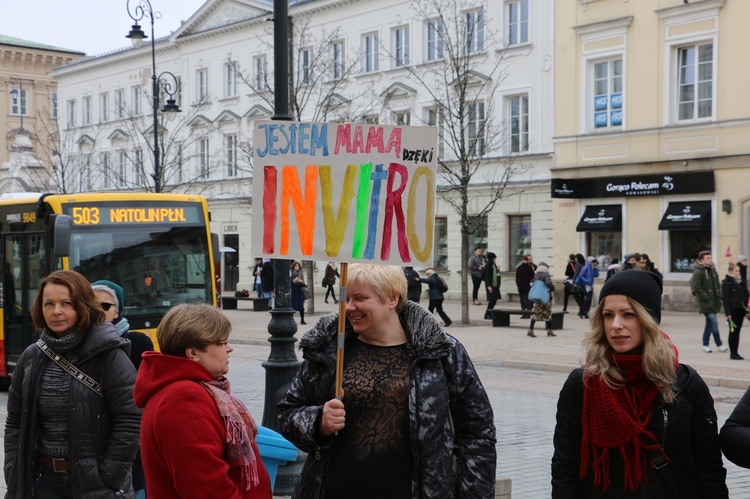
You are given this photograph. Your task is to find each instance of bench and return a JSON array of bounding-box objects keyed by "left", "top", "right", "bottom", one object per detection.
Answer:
[
  {"left": 491, "top": 309, "right": 566, "bottom": 330},
  {"left": 222, "top": 296, "right": 270, "bottom": 311}
]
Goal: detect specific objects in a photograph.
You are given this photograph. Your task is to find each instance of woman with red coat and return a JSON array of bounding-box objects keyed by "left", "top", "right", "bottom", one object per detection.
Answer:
[{"left": 134, "top": 303, "right": 271, "bottom": 499}]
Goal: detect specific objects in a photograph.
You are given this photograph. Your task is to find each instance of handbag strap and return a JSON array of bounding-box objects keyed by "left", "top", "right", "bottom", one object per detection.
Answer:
[{"left": 36, "top": 339, "right": 103, "bottom": 398}]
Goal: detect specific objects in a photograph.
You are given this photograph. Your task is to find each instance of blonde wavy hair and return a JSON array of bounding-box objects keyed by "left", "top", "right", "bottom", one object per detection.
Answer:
[{"left": 583, "top": 296, "right": 677, "bottom": 403}]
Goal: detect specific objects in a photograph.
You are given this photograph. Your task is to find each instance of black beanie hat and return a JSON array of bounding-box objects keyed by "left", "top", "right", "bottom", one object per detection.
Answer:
[{"left": 598, "top": 270, "right": 663, "bottom": 324}]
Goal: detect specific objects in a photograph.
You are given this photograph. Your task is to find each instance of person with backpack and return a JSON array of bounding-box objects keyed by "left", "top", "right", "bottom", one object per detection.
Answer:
[
  {"left": 527, "top": 262, "right": 555, "bottom": 338},
  {"left": 420, "top": 269, "right": 452, "bottom": 327}
]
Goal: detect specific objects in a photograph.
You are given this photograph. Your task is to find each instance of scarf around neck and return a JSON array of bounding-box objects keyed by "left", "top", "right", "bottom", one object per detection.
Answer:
[
  {"left": 580, "top": 351, "right": 675, "bottom": 492},
  {"left": 728, "top": 274, "right": 741, "bottom": 285},
  {"left": 199, "top": 377, "right": 260, "bottom": 492}
]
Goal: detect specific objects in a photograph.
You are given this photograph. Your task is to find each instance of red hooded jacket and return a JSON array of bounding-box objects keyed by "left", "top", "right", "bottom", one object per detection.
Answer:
[{"left": 134, "top": 351, "right": 271, "bottom": 498}]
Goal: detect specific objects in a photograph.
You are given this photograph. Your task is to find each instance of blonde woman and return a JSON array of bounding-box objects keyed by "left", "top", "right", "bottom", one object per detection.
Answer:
[{"left": 551, "top": 271, "right": 728, "bottom": 498}]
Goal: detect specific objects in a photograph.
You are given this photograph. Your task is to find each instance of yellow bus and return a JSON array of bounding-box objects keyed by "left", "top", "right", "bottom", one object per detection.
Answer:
[{"left": 0, "top": 192, "right": 218, "bottom": 381}]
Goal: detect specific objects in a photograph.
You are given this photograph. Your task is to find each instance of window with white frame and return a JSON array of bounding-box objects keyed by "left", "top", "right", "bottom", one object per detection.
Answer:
[
  {"left": 226, "top": 134, "right": 238, "bottom": 177},
  {"left": 117, "top": 151, "right": 127, "bottom": 186},
  {"left": 509, "top": 94, "right": 529, "bottom": 152},
  {"left": 299, "top": 47, "right": 313, "bottom": 85},
  {"left": 593, "top": 58, "right": 623, "bottom": 129},
  {"left": 196, "top": 68, "right": 208, "bottom": 101},
  {"left": 363, "top": 32, "right": 379, "bottom": 73},
  {"left": 426, "top": 19, "right": 445, "bottom": 61},
  {"left": 466, "top": 9, "right": 485, "bottom": 54},
  {"left": 394, "top": 110, "right": 410, "bottom": 125},
  {"left": 198, "top": 138, "right": 209, "bottom": 178},
  {"left": 363, "top": 114, "right": 379, "bottom": 125},
  {"left": 101, "top": 152, "right": 110, "bottom": 188},
  {"left": 66, "top": 99, "right": 76, "bottom": 128},
  {"left": 10, "top": 87, "right": 27, "bottom": 116},
  {"left": 427, "top": 107, "right": 445, "bottom": 159},
  {"left": 99, "top": 92, "right": 109, "bottom": 122},
  {"left": 467, "top": 100, "right": 486, "bottom": 155},
  {"left": 253, "top": 55, "right": 267, "bottom": 89},
  {"left": 392, "top": 26, "right": 410, "bottom": 67},
  {"left": 508, "top": 0, "right": 529, "bottom": 46},
  {"left": 51, "top": 92, "right": 58, "bottom": 118},
  {"left": 224, "top": 62, "right": 238, "bottom": 98},
  {"left": 132, "top": 86, "right": 142, "bottom": 115},
  {"left": 82, "top": 96, "right": 91, "bottom": 125},
  {"left": 677, "top": 42, "right": 713, "bottom": 121},
  {"left": 332, "top": 41, "right": 345, "bottom": 80},
  {"left": 114, "top": 89, "right": 125, "bottom": 119},
  {"left": 433, "top": 217, "right": 448, "bottom": 269}
]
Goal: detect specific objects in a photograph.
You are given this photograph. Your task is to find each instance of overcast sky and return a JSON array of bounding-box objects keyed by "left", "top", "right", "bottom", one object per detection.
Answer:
[{"left": 0, "top": 0, "right": 208, "bottom": 56}]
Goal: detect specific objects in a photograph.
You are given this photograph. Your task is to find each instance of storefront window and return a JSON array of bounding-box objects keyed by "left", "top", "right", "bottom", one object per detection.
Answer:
[
  {"left": 587, "top": 232, "right": 622, "bottom": 268},
  {"left": 509, "top": 215, "right": 531, "bottom": 269},
  {"left": 669, "top": 230, "right": 711, "bottom": 272},
  {"left": 433, "top": 217, "right": 448, "bottom": 269},
  {"left": 470, "top": 216, "right": 488, "bottom": 252}
]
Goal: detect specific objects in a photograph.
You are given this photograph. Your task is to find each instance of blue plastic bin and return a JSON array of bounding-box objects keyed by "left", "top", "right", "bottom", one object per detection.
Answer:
[{"left": 256, "top": 426, "right": 299, "bottom": 491}]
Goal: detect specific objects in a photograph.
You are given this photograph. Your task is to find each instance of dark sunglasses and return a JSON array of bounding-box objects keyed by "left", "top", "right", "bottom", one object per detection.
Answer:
[{"left": 100, "top": 302, "right": 116, "bottom": 311}]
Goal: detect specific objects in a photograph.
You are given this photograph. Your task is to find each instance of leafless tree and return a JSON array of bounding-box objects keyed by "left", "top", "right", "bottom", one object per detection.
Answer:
[{"left": 392, "top": 0, "right": 533, "bottom": 324}]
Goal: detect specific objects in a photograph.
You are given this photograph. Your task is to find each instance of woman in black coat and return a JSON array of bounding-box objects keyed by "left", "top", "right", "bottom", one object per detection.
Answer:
[
  {"left": 291, "top": 261, "right": 307, "bottom": 324},
  {"left": 552, "top": 270, "right": 727, "bottom": 498},
  {"left": 483, "top": 252, "right": 501, "bottom": 320},
  {"left": 721, "top": 262, "right": 748, "bottom": 360}
]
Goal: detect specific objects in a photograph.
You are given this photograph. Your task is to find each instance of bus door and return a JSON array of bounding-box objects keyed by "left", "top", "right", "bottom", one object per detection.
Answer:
[{"left": 3, "top": 233, "right": 48, "bottom": 376}]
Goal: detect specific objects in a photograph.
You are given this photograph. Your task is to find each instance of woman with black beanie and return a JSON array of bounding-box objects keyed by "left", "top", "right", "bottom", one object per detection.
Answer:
[{"left": 552, "top": 270, "right": 728, "bottom": 498}]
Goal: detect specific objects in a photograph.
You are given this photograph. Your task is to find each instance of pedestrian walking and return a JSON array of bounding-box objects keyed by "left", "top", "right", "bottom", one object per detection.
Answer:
[
  {"left": 515, "top": 254, "right": 536, "bottom": 311},
  {"left": 277, "top": 264, "right": 496, "bottom": 499},
  {"left": 563, "top": 253, "right": 577, "bottom": 312},
  {"left": 552, "top": 270, "right": 729, "bottom": 498},
  {"left": 484, "top": 252, "right": 501, "bottom": 320},
  {"left": 324, "top": 262, "right": 340, "bottom": 304},
  {"left": 291, "top": 261, "right": 307, "bottom": 325},
  {"left": 691, "top": 250, "right": 727, "bottom": 353},
  {"left": 722, "top": 262, "right": 748, "bottom": 360},
  {"left": 4, "top": 270, "right": 141, "bottom": 498},
  {"left": 527, "top": 262, "right": 555, "bottom": 337},
  {"left": 575, "top": 256, "right": 599, "bottom": 319},
  {"left": 468, "top": 247, "right": 485, "bottom": 306},
  {"left": 134, "top": 303, "right": 272, "bottom": 498},
  {"left": 420, "top": 268, "right": 452, "bottom": 327},
  {"left": 403, "top": 266, "right": 422, "bottom": 303}
]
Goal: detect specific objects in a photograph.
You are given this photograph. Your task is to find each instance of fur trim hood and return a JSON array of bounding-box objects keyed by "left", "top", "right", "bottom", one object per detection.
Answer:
[{"left": 299, "top": 300, "right": 454, "bottom": 359}]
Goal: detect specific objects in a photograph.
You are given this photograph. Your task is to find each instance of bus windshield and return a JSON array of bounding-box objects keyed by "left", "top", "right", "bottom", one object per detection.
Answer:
[{"left": 68, "top": 225, "right": 213, "bottom": 316}]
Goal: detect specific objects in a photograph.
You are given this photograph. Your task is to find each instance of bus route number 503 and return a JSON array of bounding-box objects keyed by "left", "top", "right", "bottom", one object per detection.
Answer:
[{"left": 72, "top": 206, "right": 101, "bottom": 225}]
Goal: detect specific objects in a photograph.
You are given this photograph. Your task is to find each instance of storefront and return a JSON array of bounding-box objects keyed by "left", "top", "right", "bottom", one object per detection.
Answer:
[{"left": 552, "top": 170, "right": 715, "bottom": 271}]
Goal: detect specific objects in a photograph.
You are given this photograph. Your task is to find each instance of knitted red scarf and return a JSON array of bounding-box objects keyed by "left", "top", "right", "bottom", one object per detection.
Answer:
[{"left": 580, "top": 352, "right": 671, "bottom": 492}]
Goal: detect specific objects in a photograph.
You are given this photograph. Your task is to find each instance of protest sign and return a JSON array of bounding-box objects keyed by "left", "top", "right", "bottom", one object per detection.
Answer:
[{"left": 251, "top": 120, "right": 438, "bottom": 266}]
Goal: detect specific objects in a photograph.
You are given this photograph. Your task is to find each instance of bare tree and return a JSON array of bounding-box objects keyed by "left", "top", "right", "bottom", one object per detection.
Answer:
[{"left": 393, "top": 0, "right": 532, "bottom": 324}]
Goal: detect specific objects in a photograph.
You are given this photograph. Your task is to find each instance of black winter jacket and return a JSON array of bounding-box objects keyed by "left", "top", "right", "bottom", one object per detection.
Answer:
[
  {"left": 552, "top": 364, "right": 728, "bottom": 498},
  {"left": 722, "top": 276, "right": 749, "bottom": 317},
  {"left": 277, "top": 301, "right": 496, "bottom": 499},
  {"left": 420, "top": 273, "right": 445, "bottom": 301},
  {"left": 720, "top": 386, "right": 750, "bottom": 468},
  {"left": 4, "top": 323, "right": 141, "bottom": 498}
]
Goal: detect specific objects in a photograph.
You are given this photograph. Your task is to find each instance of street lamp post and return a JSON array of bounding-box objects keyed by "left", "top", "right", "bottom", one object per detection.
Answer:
[
  {"left": 125, "top": 0, "right": 181, "bottom": 193},
  {"left": 8, "top": 75, "right": 24, "bottom": 132}
]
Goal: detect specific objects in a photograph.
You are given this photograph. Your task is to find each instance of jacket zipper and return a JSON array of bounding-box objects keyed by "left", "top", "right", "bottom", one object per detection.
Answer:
[{"left": 661, "top": 407, "right": 668, "bottom": 447}]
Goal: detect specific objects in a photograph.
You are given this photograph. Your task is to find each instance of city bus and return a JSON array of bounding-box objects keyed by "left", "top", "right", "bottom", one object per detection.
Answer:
[{"left": 0, "top": 192, "right": 218, "bottom": 382}]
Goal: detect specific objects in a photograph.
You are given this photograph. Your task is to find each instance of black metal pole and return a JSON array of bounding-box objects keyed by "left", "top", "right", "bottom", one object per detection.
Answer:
[
  {"left": 149, "top": 13, "right": 161, "bottom": 192},
  {"left": 262, "top": 0, "right": 305, "bottom": 494}
]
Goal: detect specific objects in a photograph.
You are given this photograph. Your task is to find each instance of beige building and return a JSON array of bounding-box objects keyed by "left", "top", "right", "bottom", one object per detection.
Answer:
[
  {"left": 553, "top": 0, "right": 747, "bottom": 310},
  {"left": 0, "top": 35, "right": 84, "bottom": 192}
]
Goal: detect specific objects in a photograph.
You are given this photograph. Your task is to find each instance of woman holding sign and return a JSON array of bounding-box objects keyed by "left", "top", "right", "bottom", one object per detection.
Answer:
[{"left": 277, "top": 264, "right": 496, "bottom": 499}]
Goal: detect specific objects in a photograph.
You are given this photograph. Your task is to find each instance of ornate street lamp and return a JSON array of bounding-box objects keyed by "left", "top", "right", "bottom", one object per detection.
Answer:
[{"left": 126, "top": 0, "right": 181, "bottom": 193}]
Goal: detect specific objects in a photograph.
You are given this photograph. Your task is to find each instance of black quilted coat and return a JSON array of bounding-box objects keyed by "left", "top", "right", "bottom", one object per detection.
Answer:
[
  {"left": 277, "top": 301, "right": 497, "bottom": 498},
  {"left": 4, "top": 322, "right": 141, "bottom": 498}
]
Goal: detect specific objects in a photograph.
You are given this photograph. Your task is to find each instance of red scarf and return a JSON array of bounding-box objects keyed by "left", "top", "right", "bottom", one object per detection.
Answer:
[
  {"left": 200, "top": 377, "right": 260, "bottom": 492},
  {"left": 580, "top": 351, "right": 674, "bottom": 492}
]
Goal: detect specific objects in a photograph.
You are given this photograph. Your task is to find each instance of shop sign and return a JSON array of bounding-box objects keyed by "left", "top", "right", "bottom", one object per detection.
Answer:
[{"left": 551, "top": 171, "right": 714, "bottom": 199}]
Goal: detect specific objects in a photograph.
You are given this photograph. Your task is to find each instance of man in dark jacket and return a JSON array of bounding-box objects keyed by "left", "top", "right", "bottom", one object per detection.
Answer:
[
  {"left": 515, "top": 254, "right": 536, "bottom": 311},
  {"left": 468, "top": 247, "right": 485, "bottom": 306},
  {"left": 403, "top": 266, "right": 422, "bottom": 303},
  {"left": 692, "top": 251, "right": 727, "bottom": 353},
  {"left": 261, "top": 258, "right": 274, "bottom": 307}
]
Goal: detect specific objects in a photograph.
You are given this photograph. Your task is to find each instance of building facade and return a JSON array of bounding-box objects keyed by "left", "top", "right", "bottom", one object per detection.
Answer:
[
  {"left": 51, "top": 0, "right": 556, "bottom": 296},
  {"left": 553, "top": 0, "right": 746, "bottom": 310},
  {"left": 1, "top": 35, "right": 84, "bottom": 192}
]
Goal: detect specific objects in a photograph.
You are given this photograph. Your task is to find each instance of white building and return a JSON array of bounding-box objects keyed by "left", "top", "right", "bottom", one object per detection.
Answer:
[{"left": 51, "top": 0, "right": 555, "bottom": 296}]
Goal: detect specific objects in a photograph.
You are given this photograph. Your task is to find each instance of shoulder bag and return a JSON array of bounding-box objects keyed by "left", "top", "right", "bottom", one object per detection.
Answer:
[{"left": 36, "top": 339, "right": 103, "bottom": 398}]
